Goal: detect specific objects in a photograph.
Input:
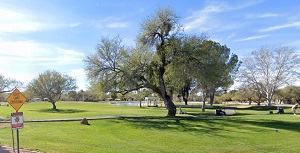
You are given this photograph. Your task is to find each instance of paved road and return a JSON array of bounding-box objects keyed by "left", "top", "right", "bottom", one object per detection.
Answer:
[{"left": 0, "top": 145, "right": 41, "bottom": 153}]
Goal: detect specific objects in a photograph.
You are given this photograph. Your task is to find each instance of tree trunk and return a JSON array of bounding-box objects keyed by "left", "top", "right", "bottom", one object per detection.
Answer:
[
  {"left": 163, "top": 95, "right": 176, "bottom": 116},
  {"left": 51, "top": 102, "right": 57, "bottom": 110},
  {"left": 267, "top": 99, "right": 272, "bottom": 106},
  {"left": 182, "top": 88, "right": 189, "bottom": 105},
  {"left": 202, "top": 91, "right": 207, "bottom": 112},
  {"left": 209, "top": 92, "right": 215, "bottom": 106},
  {"left": 202, "top": 101, "right": 206, "bottom": 112},
  {"left": 183, "top": 97, "right": 188, "bottom": 105}
]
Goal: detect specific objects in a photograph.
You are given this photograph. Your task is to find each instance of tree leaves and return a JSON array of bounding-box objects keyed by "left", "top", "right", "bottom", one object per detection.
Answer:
[{"left": 27, "top": 70, "right": 77, "bottom": 104}]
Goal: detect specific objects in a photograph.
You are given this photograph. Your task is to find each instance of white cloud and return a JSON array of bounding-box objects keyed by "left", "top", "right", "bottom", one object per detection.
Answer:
[
  {"left": 285, "top": 40, "right": 300, "bottom": 46},
  {"left": 247, "top": 13, "right": 279, "bottom": 19},
  {"left": 0, "top": 9, "right": 25, "bottom": 20},
  {"left": 184, "top": 4, "right": 224, "bottom": 31},
  {"left": 0, "top": 40, "right": 46, "bottom": 57},
  {"left": 0, "top": 39, "right": 87, "bottom": 89},
  {"left": 226, "top": 33, "right": 236, "bottom": 40},
  {"left": 56, "top": 48, "right": 85, "bottom": 57},
  {"left": 234, "top": 35, "right": 268, "bottom": 42},
  {"left": 102, "top": 16, "right": 122, "bottom": 22},
  {"left": 69, "top": 22, "right": 81, "bottom": 28},
  {"left": 184, "top": 0, "right": 264, "bottom": 32},
  {"left": 0, "top": 22, "right": 43, "bottom": 33},
  {"left": 105, "top": 22, "right": 129, "bottom": 28},
  {"left": 0, "top": 7, "right": 82, "bottom": 33},
  {"left": 260, "top": 21, "right": 300, "bottom": 32},
  {"left": 0, "top": 40, "right": 84, "bottom": 66},
  {"left": 0, "top": 9, "right": 44, "bottom": 33},
  {"left": 258, "top": 13, "right": 279, "bottom": 18},
  {"left": 93, "top": 16, "right": 130, "bottom": 29}
]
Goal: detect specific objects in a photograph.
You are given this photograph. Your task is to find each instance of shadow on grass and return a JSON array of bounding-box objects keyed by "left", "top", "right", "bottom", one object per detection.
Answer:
[
  {"left": 224, "top": 117, "right": 300, "bottom": 132},
  {"left": 119, "top": 114, "right": 300, "bottom": 135},
  {"left": 119, "top": 116, "right": 237, "bottom": 137},
  {"left": 175, "top": 105, "right": 283, "bottom": 111},
  {"left": 210, "top": 105, "right": 279, "bottom": 111},
  {"left": 35, "top": 108, "right": 87, "bottom": 114},
  {"left": 179, "top": 105, "right": 294, "bottom": 116}
]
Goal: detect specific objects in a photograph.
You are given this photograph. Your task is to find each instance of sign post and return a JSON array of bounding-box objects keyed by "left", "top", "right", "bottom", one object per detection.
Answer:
[{"left": 6, "top": 88, "right": 27, "bottom": 153}]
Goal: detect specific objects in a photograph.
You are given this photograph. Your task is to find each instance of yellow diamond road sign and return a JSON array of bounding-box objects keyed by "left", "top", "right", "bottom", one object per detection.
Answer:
[{"left": 6, "top": 88, "right": 27, "bottom": 111}]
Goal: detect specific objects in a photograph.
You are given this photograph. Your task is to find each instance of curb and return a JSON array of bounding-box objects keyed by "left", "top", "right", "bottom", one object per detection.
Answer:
[{"left": 0, "top": 115, "right": 164, "bottom": 123}]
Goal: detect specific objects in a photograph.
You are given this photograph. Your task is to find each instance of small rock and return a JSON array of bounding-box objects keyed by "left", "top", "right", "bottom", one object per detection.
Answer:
[{"left": 81, "top": 118, "right": 90, "bottom": 125}]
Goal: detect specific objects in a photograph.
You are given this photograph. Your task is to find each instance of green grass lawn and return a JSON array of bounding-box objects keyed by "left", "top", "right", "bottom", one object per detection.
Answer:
[
  {"left": 0, "top": 102, "right": 167, "bottom": 120},
  {"left": 0, "top": 101, "right": 299, "bottom": 153}
]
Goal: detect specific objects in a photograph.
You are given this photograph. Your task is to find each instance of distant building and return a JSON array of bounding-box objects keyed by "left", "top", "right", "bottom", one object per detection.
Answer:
[{"left": 145, "top": 97, "right": 158, "bottom": 106}]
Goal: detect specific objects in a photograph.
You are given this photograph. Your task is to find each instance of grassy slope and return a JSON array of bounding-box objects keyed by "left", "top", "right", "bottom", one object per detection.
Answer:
[{"left": 0, "top": 102, "right": 299, "bottom": 153}]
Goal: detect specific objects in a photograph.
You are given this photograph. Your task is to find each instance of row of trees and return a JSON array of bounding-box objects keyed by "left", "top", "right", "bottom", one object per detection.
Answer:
[{"left": 216, "top": 85, "right": 300, "bottom": 105}]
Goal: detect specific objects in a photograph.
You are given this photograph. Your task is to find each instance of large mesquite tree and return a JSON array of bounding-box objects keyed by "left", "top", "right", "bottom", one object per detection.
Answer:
[
  {"left": 27, "top": 70, "right": 77, "bottom": 110},
  {"left": 85, "top": 8, "right": 182, "bottom": 116},
  {"left": 84, "top": 8, "right": 239, "bottom": 115},
  {"left": 137, "top": 8, "right": 182, "bottom": 116}
]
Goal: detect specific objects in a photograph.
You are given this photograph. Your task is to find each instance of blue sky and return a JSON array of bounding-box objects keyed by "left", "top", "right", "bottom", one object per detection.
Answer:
[{"left": 0, "top": 0, "right": 299, "bottom": 90}]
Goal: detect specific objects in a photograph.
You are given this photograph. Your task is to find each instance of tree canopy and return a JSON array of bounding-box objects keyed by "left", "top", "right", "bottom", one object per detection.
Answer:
[
  {"left": 239, "top": 46, "right": 300, "bottom": 106},
  {"left": 85, "top": 8, "right": 182, "bottom": 116},
  {"left": 84, "top": 7, "right": 240, "bottom": 116},
  {"left": 193, "top": 40, "right": 240, "bottom": 111},
  {"left": 0, "top": 74, "right": 23, "bottom": 94},
  {"left": 27, "top": 70, "right": 77, "bottom": 110}
]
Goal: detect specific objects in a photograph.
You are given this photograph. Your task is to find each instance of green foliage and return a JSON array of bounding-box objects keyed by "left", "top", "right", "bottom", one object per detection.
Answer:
[
  {"left": 276, "top": 86, "right": 300, "bottom": 104},
  {"left": 85, "top": 8, "right": 183, "bottom": 116},
  {"left": 68, "top": 90, "right": 80, "bottom": 101},
  {"left": 138, "top": 7, "right": 180, "bottom": 46},
  {"left": 138, "top": 7, "right": 182, "bottom": 92},
  {"left": 215, "top": 92, "right": 232, "bottom": 103},
  {"left": 187, "top": 40, "right": 240, "bottom": 109},
  {"left": 84, "top": 7, "right": 241, "bottom": 115},
  {"left": 193, "top": 40, "right": 240, "bottom": 88},
  {"left": 166, "top": 34, "right": 206, "bottom": 103},
  {"left": 84, "top": 36, "right": 128, "bottom": 94},
  {"left": 26, "top": 70, "right": 77, "bottom": 109}
]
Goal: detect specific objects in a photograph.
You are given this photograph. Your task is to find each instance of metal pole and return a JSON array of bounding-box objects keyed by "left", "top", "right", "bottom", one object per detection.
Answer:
[
  {"left": 15, "top": 110, "right": 20, "bottom": 153},
  {"left": 17, "top": 129, "right": 20, "bottom": 153},
  {"left": 12, "top": 130, "right": 15, "bottom": 153}
]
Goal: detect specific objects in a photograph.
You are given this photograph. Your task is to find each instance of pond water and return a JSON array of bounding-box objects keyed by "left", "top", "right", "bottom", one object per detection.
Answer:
[{"left": 109, "top": 101, "right": 148, "bottom": 106}]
